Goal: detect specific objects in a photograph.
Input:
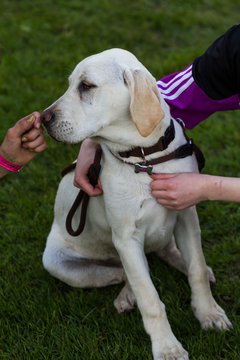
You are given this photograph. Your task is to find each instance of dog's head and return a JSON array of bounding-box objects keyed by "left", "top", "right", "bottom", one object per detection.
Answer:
[{"left": 41, "top": 49, "right": 166, "bottom": 144}]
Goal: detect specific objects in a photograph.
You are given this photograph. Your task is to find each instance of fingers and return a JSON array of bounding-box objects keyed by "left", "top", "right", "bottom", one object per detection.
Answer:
[
  {"left": 21, "top": 127, "right": 42, "bottom": 143},
  {"left": 22, "top": 134, "right": 47, "bottom": 152},
  {"left": 13, "top": 112, "right": 41, "bottom": 136},
  {"left": 151, "top": 178, "right": 170, "bottom": 192},
  {"left": 21, "top": 126, "right": 47, "bottom": 153},
  {"left": 33, "top": 142, "right": 48, "bottom": 153},
  {"left": 150, "top": 173, "right": 179, "bottom": 192},
  {"left": 151, "top": 173, "right": 203, "bottom": 210},
  {"left": 21, "top": 118, "right": 47, "bottom": 153},
  {"left": 151, "top": 189, "right": 183, "bottom": 210},
  {"left": 151, "top": 189, "right": 175, "bottom": 203},
  {"left": 151, "top": 175, "right": 180, "bottom": 208},
  {"left": 73, "top": 175, "right": 103, "bottom": 196},
  {"left": 32, "top": 112, "right": 42, "bottom": 129},
  {"left": 151, "top": 173, "right": 178, "bottom": 180},
  {"left": 74, "top": 140, "right": 103, "bottom": 196}
]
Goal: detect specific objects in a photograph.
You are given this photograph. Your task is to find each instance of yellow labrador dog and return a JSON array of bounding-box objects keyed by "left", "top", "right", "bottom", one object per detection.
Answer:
[{"left": 42, "top": 49, "right": 232, "bottom": 360}]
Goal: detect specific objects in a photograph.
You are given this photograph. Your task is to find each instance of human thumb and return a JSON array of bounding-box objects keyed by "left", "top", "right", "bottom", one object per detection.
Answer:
[
  {"left": 151, "top": 173, "right": 177, "bottom": 180},
  {"left": 14, "top": 114, "right": 36, "bottom": 136}
]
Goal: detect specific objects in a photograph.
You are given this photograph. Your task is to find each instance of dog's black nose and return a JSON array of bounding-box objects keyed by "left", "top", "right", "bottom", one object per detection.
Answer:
[{"left": 41, "top": 109, "right": 55, "bottom": 127}]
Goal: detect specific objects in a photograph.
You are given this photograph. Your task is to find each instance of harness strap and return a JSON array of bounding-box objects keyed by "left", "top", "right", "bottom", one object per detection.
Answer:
[
  {"left": 63, "top": 146, "right": 102, "bottom": 237},
  {"left": 176, "top": 119, "right": 205, "bottom": 172},
  {"left": 120, "top": 122, "right": 205, "bottom": 173},
  {"left": 192, "top": 143, "right": 205, "bottom": 172},
  {"left": 119, "top": 119, "right": 175, "bottom": 158},
  {"left": 143, "top": 140, "right": 193, "bottom": 166}
]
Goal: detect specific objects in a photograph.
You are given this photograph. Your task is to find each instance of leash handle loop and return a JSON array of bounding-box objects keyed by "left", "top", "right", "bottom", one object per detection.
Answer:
[
  {"left": 64, "top": 146, "right": 102, "bottom": 237},
  {"left": 66, "top": 191, "right": 90, "bottom": 236}
]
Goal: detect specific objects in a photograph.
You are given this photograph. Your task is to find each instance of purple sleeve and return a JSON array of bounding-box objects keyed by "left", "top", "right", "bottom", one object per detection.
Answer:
[{"left": 157, "top": 65, "right": 240, "bottom": 129}]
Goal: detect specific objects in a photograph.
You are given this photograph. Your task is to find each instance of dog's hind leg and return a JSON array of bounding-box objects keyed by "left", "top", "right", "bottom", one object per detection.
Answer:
[
  {"left": 42, "top": 225, "right": 125, "bottom": 288},
  {"left": 156, "top": 237, "right": 188, "bottom": 274},
  {"left": 114, "top": 281, "right": 136, "bottom": 313},
  {"left": 156, "top": 237, "right": 216, "bottom": 283}
]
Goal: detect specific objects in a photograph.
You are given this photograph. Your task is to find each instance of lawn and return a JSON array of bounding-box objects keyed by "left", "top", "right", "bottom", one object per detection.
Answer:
[{"left": 0, "top": 1, "right": 239, "bottom": 359}]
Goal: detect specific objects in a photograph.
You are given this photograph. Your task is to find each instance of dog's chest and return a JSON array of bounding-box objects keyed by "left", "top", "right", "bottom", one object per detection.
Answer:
[
  {"left": 102, "top": 167, "right": 178, "bottom": 252},
  {"left": 136, "top": 198, "right": 178, "bottom": 252},
  {"left": 101, "top": 149, "right": 189, "bottom": 252}
]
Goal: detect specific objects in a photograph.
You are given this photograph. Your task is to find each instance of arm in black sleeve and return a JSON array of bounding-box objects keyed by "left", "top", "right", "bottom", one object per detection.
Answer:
[{"left": 192, "top": 24, "right": 240, "bottom": 99}]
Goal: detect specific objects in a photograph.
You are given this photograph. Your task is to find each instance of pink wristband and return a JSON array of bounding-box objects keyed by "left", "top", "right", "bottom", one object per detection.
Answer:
[{"left": 0, "top": 154, "right": 23, "bottom": 172}]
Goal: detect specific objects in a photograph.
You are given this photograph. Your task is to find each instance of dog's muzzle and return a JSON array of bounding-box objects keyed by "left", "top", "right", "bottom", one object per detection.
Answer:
[
  {"left": 40, "top": 108, "right": 74, "bottom": 143},
  {"left": 40, "top": 108, "right": 62, "bottom": 142},
  {"left": 40, "top": 109, "right": 56, "bottom": 130}
]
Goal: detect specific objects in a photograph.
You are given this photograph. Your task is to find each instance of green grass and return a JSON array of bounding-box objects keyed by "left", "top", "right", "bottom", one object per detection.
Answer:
[{"left": 0, "top": 1, "right": 240, "bottom": 359}]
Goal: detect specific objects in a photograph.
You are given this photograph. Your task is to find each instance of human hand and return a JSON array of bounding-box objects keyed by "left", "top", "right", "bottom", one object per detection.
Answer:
[
  {"left": 74, "top": 138, "right": 103, "bottom": 196},
  {"left": 150, "top": 172, "right": 207, "bottom": 210},
  {"left": 0, "top": 112, "right": 47, "bottom": 167}
]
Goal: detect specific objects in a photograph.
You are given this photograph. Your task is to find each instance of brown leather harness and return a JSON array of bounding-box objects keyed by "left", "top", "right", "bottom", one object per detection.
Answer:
[{"left": 61, "top": 119, "right": 205, "bottom": 237}]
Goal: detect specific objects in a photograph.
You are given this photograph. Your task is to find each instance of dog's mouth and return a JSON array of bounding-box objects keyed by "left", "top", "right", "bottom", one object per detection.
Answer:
[{"left": 40, "top": 110, "right": 74, "bottom": 142}]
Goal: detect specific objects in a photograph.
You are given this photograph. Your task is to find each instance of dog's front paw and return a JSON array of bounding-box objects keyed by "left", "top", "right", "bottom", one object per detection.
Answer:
[
  {"left": 193, "top": 299, "right": 232, "bottom": 331},
  {"left": 114, "top": 283, "right": 136, "bottom": 313},
  {"left": 152, "top": 338, "right": 189, "bottom": 360}
]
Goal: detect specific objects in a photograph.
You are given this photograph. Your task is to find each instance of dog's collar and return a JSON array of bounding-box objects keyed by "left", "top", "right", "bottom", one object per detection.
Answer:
[
  {"left": 117, "top": 118, "right": 180, "bottom": 175},
  {"left": 116, "top": 118, "right": 204, "bottom": 175},
  {"left": 133, "top": 139, "right": 194, "bottom": 175},
  {"left": 119, "top": 119, "right": 175, "bottom": 159}
]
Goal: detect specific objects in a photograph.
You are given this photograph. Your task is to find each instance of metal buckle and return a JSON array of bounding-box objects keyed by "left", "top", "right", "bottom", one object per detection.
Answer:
[
  {"left": 134, "top": 147, "right": 153, "bottom": 175},
  {"left": 134, "top": 162, "right": 153, "bottom": 175}
]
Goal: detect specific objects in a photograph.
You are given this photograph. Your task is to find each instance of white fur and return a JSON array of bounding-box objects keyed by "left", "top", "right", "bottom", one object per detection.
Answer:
[{"left": 42, "top": 49, "right": 232, "bottom": 360}]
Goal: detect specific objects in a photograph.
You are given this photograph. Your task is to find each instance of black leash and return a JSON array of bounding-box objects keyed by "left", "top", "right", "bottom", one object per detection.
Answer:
[{"left": 62, "top": 147, "right": 102, "bottom": 237}]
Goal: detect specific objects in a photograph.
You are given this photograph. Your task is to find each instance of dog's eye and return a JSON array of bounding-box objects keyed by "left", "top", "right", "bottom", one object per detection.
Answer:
[{"left": 79, "top": 82, "right": 96, "bottom": 92}]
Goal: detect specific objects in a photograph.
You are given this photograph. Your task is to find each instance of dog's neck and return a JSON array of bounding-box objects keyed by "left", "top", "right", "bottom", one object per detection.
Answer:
[{"left": 93, "top": 114, "right": 175, "bottom": 154}]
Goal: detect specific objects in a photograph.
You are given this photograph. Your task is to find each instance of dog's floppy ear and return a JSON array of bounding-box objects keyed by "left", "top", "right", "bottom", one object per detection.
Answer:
[{"left": 124, "top": 68, "right": 165, "bottom": 137}]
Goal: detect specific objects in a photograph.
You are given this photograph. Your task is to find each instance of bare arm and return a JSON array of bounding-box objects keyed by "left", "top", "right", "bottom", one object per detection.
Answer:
[
  {"left": 151, "top": 172, "right": 240, "bottom": 210},
  {"left": 74, "top": 138, "right": 103, "bottom": 196}
]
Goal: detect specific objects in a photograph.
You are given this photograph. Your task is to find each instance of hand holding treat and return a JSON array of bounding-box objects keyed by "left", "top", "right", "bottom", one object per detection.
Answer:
[{"left": 0, "top": 112, "right": 47, "bottom": 177}]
